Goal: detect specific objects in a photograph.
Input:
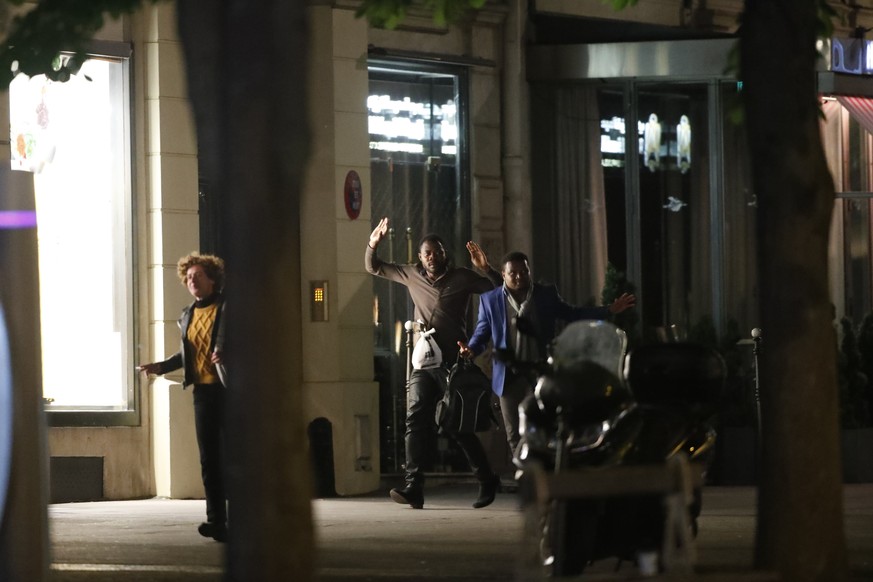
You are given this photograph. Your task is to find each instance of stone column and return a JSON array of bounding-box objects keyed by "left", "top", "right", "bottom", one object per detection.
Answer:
[
  {"left": 501, "top": 0, "right": 533, "bottom": 257},
  {"left": 0, "top": 114, "right": 49, "bottom": 580},
  {"left": 143, "top": 3, "right": 203, "bottom": 499},
  {"left": 301, "top": 6, "right": 380, "bottom": 496}
]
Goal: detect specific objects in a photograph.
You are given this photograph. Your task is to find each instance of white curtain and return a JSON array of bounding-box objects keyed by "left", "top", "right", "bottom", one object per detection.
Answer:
[{"left": 551, "top": 86, "right": 608, "bottom": 305}]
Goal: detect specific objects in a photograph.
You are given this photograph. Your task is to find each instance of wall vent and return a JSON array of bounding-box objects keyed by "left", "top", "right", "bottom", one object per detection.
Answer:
[{"left": 50, "top": 456, "right": 103, "bottom": 503}]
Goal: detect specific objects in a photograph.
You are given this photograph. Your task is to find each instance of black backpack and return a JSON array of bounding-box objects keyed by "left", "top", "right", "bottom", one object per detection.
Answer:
[{"left": 436, "top": 359, "right": 498, "bottom": 434}]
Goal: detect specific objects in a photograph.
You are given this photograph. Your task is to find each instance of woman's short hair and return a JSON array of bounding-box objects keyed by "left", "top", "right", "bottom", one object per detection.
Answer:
[{"left": 177, "top": 252, "right": 225, "bottom": 289}]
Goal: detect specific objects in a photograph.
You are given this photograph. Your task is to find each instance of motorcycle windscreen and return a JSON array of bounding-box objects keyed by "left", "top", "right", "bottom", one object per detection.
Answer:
[
  {"left": 535, "top": 363, "right": 631, "bottom": 423},
  {"left": 550, "top": 320, "right": 627, "bottom": 378}
]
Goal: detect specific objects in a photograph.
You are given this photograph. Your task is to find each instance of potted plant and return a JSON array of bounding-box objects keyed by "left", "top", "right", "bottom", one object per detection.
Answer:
[
  {"left": 687, "top": 317, "right": 759, "bottom": 485},
  {"left": 838, "top": 316, "right": 873, "bottom": 483},
  {"left": 601, "top": 263, "right": 640, "bottom": 347}
]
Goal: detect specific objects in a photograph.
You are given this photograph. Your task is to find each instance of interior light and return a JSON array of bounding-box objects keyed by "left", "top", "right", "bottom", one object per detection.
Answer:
[{"left": 368, "top": 95, "right": 457, "bottom": 152}]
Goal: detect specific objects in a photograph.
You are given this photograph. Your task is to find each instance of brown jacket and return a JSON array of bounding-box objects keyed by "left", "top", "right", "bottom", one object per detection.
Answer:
[{"left": 365, "top": 245, "right": 500, "bottom": 359}]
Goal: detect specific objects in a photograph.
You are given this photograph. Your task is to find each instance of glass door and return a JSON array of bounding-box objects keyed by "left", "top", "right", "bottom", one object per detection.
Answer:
[
  {"left": 367, "top": 62, "right": 470, "bottom": 474},
  {"left": 533, "top": 80, "right": 758, "bottom": 342},
  {"left": 635, "top": 83, "right": 713, "bottom": 338},
  {"left": 595, "top": 83, "right": 715, "bottom": 339}
]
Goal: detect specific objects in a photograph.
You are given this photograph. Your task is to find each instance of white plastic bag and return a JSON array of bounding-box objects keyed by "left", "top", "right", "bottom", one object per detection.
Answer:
[{"left": 411, "top": 328, "right": 442, "bottom": 370}]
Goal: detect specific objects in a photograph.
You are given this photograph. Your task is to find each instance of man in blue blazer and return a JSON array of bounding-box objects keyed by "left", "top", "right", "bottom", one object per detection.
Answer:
[{"left": 459, "top": 249, "right": 635, "bottom": 456}]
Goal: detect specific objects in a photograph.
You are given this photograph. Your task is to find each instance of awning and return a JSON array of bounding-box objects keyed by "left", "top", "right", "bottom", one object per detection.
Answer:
[{"left": 838, "top": 95, "right": 873, "bottom": 135}]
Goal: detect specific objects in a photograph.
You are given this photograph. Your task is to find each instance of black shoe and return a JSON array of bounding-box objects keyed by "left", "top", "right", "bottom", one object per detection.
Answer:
[
  {"left": 198, "top": 521, "right": 228, "bottom": 543},
  {"left": 473, "top": 474, "right": 500, "bottom": 509},
  {"left": 389, "top": 484, "right": 424, "bottom": 509}
]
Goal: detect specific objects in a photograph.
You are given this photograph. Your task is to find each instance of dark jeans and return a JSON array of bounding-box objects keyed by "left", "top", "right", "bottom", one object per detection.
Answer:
[
  {"left": 404, "top": 368, "right": 493, "bottom": 487},
  {"left": 499, "top": 371, "right": 536, "bottom": 457},
  {"left": 193, "top": 383, "right": 227, "bottom": 525}
]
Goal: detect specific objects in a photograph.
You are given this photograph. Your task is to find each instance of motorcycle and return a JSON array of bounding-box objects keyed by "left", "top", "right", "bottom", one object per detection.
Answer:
[{"left": 505, "top": 319, "right": 726, "bottom": 577}]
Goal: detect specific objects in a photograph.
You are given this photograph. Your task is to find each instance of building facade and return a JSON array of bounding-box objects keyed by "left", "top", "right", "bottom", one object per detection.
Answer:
[{"left": 11, "top": 0, "right": 873, "bottom": 501}]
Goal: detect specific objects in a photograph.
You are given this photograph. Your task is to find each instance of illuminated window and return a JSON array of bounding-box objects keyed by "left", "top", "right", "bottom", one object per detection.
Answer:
[
  {"left": 10, "top": 55, "right": 134, "bottom": 416},
  {"left": 367, "top": 86, "right": 458, "bottom": 156},
  {"left": 600, "top": 113, "right": 691, "bottom": 173}
]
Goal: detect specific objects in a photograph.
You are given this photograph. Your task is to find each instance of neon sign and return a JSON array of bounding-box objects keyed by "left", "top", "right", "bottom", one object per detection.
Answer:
[{"left": 830, "top": 37, "right": 873, "bottom": 75}]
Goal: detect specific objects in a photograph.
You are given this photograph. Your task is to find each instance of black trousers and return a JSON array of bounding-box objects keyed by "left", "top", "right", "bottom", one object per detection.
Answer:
[
  {"left": 193, "top": 383, "right": 227, "bottom": 525},
  {"left": 404, "top": 368, "right": 493, "bottom": 487}
]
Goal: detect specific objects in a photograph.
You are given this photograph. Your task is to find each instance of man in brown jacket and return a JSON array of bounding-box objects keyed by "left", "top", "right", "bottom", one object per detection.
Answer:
[{"left": 366, "top": 217, "right": 501, "bottom": 509}]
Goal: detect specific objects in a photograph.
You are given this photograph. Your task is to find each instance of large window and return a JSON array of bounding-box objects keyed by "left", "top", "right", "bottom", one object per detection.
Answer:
[{"left": 10, "top": 54, "right": 134, "bottom": 422}]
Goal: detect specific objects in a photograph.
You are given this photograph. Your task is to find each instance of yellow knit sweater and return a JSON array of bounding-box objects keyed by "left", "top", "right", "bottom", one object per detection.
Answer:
[{"left": 187, "top": 302, "right": 220, "bottom": 385}]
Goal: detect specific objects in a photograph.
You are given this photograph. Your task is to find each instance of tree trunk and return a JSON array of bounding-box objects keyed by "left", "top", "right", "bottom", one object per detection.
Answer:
[
  {"left": 177, "top": 1, "right": 313, "bottom": 581},
  {"left": 0, "top": 169, "right": 49, "bottom": 582},
  {"left": 741, "top": 1, "right": 848, "bottom": 579}
]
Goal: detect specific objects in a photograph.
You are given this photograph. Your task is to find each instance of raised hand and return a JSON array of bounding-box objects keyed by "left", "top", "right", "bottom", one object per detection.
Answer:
[
  {"left": 369, "top": 217, "right": 390, "bottom": 249},
  {"left": 466, "top": 241, "right": 490, "bottom": 271},
  {"left": 608, "top": 293, "right": 637, "bottom": 314}
]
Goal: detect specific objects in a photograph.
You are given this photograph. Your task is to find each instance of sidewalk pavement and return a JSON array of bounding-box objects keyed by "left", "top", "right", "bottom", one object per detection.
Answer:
[{"left": 47, "top": 483, "right": 873, "bottom": 581}]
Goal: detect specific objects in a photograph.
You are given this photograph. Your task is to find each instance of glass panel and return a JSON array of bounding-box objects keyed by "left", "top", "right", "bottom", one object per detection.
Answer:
[
  {"left": 721, "top": 81, "right": 758, "bottom": 333},
  {"left": 529, "top": 84, "right": 617, "bottom": 307},
  {"left": 845, "top": 198, "right": 871, "bottom": 320},
  {"left": 842, "top": 113, "right": 873, "bottom": 322},
  {"left": 534, "top": 82, "right": 752, "bottom": 341},
  {"left": 847, "top": 112, "right": 866, "bottom": 192},
  {"left": 368, "top": 71, "right": 463, "bottom": 358},
  {"left": 10, "top": 57, "right": 133, "bottom": 410},
  {"left": 367, "top": 64, "right": 469, "bottom": 474},
  {"left": 637, "top": 83, "right": 711, "bottom": 337},
  {"left": 598, "top": 88, "right": 629, "bottom": 274}
]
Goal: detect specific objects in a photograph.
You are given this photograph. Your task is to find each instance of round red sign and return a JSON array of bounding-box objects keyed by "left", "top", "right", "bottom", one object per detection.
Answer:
[{"left": 344, "top": 170, "right": 362, "bottom": 220}]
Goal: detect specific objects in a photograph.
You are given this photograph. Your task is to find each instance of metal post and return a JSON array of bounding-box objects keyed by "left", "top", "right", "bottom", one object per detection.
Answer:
[
  {"left": 387, "top": 228, "right": 399, "bottom": 473},
  {"left": 405, "top": 321, "right": 414, "bottom": 385},
  {"left": 387, "top": 227, "right": 395, "bottom": 263},
  {"left": 751, "top": 328, "right": 763, "bottom": 453}
]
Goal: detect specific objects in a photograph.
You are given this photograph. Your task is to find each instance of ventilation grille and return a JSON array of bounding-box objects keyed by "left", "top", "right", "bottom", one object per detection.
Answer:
[{"left": 50, "top": 456, "right": 103, "bottom": 503}]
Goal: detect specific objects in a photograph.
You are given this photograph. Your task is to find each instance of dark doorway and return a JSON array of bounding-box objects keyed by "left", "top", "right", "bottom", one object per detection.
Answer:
[{"left": 308, "top": 417, "right": 337, "bottom": 498}]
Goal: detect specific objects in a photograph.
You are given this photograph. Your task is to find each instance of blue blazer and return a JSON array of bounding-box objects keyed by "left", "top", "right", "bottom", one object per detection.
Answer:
[{"left": 467, "top": 284, "right": 608, "bottom": 396}]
